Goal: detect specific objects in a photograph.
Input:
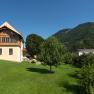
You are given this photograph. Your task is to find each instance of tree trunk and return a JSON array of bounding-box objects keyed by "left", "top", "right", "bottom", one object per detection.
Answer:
[
  {"left": 90, "top": 86, "right": 94, "bottom": 94},
  {"left": 50, "top": 64, "right": 52, "bottom": 72}
]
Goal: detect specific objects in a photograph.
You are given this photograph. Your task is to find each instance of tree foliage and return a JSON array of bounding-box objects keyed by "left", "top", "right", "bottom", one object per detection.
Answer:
[
  {"left": 53, "top": 22, "right": 94, "bottom": 51},
  {"left": 79, "top": 64, "right": 94, "bottom": 94},
  {"left": 39, "top": 37, "right": 67, "bottom": 72},
  {"left": 78, "top": 53, "right": 94, "bottom": 67},
  {"left": 64, "top": 52, "right": 78, "bottom": 65},
  {"left": 26, "top": 34, "right": 44, "bottom": 57},
  {"left": 78, "top": 54, "right": 94, "bottom": 94}
]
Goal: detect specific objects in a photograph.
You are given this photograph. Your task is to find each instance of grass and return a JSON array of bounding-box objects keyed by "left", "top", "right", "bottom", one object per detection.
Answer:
[{"left": 0, "top": 60, "right": 80, "bottom": 94}]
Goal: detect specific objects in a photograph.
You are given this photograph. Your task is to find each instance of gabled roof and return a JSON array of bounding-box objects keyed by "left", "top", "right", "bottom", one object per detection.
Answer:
[{"left": 0, "top": 22, "right": 21, "bottom": 36}]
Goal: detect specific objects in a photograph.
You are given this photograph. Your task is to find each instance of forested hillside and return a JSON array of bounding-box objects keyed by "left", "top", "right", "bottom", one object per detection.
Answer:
[{"left": 53, "top": 22, "right": 94, "bottom": 51}]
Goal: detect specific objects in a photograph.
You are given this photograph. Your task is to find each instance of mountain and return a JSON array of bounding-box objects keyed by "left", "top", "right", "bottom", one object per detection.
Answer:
[
  {"left": 53, "top": 22, "right": 94, "bottom": 51},
  {"left": 53, "top": 29, "right": 71, "bottom": 43}
]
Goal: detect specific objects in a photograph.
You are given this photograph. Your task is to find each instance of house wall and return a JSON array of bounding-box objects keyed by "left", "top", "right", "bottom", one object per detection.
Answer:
[
  {"left": 78, "top": 51, "right": 94, "bottom": 56},
  {"left": 0, "top": 27, "right": 23, "bottom": 62},
  {"left": 20, "top": 41, "right": 23, "bottom": 61},
  {"left": 0, "top": 46, "right": 22, "bottom": 62},
  {"left": 78, "top": 52, "right": 83, "bottom": 56}
]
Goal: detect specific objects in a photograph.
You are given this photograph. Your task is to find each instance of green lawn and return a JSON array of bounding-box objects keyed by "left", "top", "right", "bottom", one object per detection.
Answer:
[{"left": 0, "top": 60, "right": 80, "bottom": 94}]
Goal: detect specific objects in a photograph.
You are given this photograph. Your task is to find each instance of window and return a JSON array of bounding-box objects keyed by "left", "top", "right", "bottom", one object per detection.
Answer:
[
  {"left": 3, "top": 37, "right": 6, "bottom": 42},
  {"left": 2, "top": 37, "right": 4, "bottom": 43},
  {"left": 6, "top": 37, "right": 9, "bottom": 43},
  {"left": 2, "top": 37, "right": 6, "bottom": 43},
  {"left": 0, "top": 48, "right": 2, "bottom": 55},
  {"left": 11, "top": 38, "right": 17, "bottom": 43},
  {"left": 9, "top": 48, "right": 13, "bottom": 55},
  {"left": 0, "top": 38, "right": 1, "bottom": 43}
]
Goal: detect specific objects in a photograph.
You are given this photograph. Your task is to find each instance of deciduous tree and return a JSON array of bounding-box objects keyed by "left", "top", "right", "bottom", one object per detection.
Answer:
[
  {"left": 26, "top": 34, "right": 44, "bottom": 57},
  {"left": 39, "top": 37, "right": 66, "bottom": 72},
  {"left": 79, "top": 64, "right": 94, "bottom": 94}
]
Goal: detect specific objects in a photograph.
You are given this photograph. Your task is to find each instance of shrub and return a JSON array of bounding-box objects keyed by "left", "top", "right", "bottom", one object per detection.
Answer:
[
  {"left": 64, "top": 52, "right": 78, "bottom": 65},
  {"left": 79, "top": 64, "right": 94, "bottom": 94},
  {"left": 78, "top": 53, "right": 94, "bottom": 67}
]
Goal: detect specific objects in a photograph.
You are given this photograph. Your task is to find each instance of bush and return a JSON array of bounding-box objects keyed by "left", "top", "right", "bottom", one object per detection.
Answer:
[
  {"left": 63, "top": 52, "right": 78, "bottom": 65},
  {"left": 78, "top": 53, "right": 94, "bottom": 67},
  {"left": 79, "top": 64, "right": 94, "bottom": 94}
]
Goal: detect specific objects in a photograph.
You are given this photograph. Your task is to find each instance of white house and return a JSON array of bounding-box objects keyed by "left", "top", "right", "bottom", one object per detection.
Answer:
[
  {"left": 0, "top": 22, "right": 23, "bottom": 62},
  {"left": 78, "top": 49, "right": 94, "bottom": 56}
]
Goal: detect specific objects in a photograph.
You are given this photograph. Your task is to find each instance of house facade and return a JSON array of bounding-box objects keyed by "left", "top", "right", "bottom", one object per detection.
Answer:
[
  {"left": 78, "top": 49, "right": 94, "bottom": 56},
  {"left": 0, "top": 22, "right": 23, "bottom": 62}
]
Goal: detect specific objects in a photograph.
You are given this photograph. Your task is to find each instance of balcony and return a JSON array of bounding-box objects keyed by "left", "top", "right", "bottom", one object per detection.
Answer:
[
  {"left": 0, "top": 42, "right": 21, "bottom": 46},
  {"left": 0, "top": 37, "right": 21, "bottom": 47}
]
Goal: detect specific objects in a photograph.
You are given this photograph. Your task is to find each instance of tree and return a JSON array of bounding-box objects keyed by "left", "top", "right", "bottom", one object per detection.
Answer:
[
  {"left": 78, "top": 54, "right": 94, "bottom": 94},
  {"left": 79, "top": 64, "right": 94, "bottom": 94},
  {"left": 39, "top": 37, "right": 67, "bottom": 72},
  {"left": 78, "top": 53, "right": 94, "bottom": 67},
  {"left": 26, "top": 34, "right": 44, "bottom": 57},
  {"left": 64, "top": 52, "right": 78, "bottom": 65}
]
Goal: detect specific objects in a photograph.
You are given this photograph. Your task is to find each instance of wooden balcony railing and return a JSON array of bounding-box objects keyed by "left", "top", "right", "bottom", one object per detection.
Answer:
[{"left": 0, "top": 42, "right": 21, "bottom": 47}]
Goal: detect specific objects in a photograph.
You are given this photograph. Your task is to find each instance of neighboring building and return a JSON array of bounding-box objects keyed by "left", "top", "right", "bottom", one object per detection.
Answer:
[
  {"left": 78, "top": 49, "right": 94, "bottom": 56},
  {"left": 0, "top": 22, "right": 24, "bottom": 62}
]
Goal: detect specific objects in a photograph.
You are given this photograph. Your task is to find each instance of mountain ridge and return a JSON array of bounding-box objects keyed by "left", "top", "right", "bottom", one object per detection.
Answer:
[{"left": 53, "top": 22, "right": 94, "bottom": 51}]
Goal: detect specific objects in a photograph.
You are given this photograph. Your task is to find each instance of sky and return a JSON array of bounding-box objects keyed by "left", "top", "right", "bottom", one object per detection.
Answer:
[{"left": 0, "top": 0, "right": 94, "bottom": 39}]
